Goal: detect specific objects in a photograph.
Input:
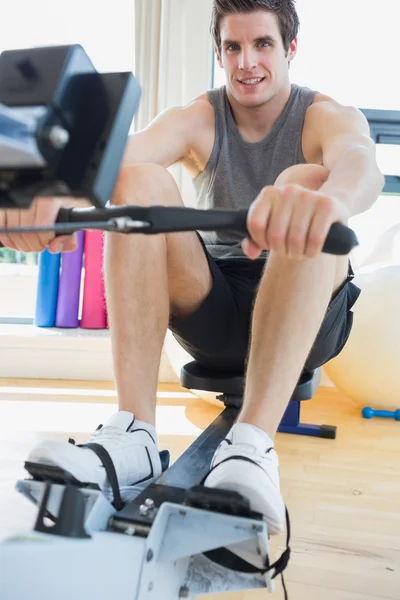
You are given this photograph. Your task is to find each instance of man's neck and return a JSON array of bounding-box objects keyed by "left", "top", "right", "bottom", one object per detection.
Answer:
[{"left": 226, "top": 82, "right": 292, "bottom": 143}]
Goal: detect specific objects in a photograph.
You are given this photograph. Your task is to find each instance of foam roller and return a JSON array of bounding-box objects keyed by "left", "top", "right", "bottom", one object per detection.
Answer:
[
  {"left": 35, "top": 249, "right": 61, "bottom": 327},
  {"left": 81, "top": 231, "right": 107, "bottom": 329},
  {"left": 55, "top": 231, "right": 85, "bottom": 328}
]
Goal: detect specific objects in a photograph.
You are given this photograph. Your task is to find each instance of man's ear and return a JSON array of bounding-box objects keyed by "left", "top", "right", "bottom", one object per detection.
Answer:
[
  {"left": 214, "top": 45, "right": 223, "bottom": 69},
  {"left": 287, "top": 36, "right": 298, "bottom": 65}
]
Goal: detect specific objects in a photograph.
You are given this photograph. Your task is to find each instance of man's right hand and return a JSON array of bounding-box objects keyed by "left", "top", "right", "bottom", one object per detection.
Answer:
[{"left": 0, "top": 197, "right": 78, "bottom": 254}]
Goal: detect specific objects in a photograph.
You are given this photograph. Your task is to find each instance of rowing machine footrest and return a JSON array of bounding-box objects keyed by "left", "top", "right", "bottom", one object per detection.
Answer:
[{"left": 34, "top": 482, "right": 91, "bottom": 539}]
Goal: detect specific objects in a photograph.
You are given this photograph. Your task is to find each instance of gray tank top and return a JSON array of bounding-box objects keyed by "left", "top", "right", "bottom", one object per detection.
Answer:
[{"left": 193, "top": 83, "right": 318, "bottom": 259}]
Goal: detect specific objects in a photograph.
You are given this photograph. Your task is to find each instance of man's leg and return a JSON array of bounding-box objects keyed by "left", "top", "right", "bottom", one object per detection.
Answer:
[
  {"left": 28, "top": 163, "right": 213, "bottom": 502},
  {"left": 204, "top": 164, "right": 351, "bottom": 536},
  {"left": 104, "top": 163, "right": 212, "bottom": 426},
  {"left": 239, "top": 164, "right": 349, "bottom": 437}
]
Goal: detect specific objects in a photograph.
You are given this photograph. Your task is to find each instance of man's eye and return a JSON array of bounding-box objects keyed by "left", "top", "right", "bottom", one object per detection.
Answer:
[
  {"left": 258, "top": 41, "right": 270, "bottom": 48},
  {"left": 228, "top": 44, "right": 240, "bottom": 51}
]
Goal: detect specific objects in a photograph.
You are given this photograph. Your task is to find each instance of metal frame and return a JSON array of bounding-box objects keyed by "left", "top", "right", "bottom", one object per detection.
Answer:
[
  {"left": 360, "top": 108, "right": 400, "bottom": 194},
  {"left": 1, "top": 406, "right": 278, "bottom": 600}
]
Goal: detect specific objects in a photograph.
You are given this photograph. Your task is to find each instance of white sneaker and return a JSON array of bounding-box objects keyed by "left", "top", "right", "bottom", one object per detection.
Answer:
[
  {"left": 26, "top": 411, "right": 162, "bottom": 506},
  {"left": 203, "top": 422, "right": 286, "bottom": 535}
]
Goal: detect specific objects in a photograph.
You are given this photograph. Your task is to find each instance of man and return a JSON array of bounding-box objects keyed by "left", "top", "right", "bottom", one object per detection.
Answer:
[{"left": 0, "top": 0, "right": 384, "bottom": 536}]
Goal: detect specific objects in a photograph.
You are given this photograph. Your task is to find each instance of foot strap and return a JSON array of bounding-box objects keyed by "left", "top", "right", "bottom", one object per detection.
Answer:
[
  {"left": 80, "top": 442, "right": 123, "bottom": 511},
  {"left": 201, "top": 455, "right": 291, "bottom": 599}
]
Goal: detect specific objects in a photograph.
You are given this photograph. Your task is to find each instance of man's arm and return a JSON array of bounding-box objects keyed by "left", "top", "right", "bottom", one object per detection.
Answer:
[
  {"left": 310, "top": 100, "right": 385, "bottom": 217},
  {"left": 244, "top": 100, "right": 385, "bottom": 261},
  {"left": 120, "top": 99, "right": 208, "bottom": 170}
]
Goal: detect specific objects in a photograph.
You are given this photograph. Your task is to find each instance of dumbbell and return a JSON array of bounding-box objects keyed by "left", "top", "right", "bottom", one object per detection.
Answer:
[{"left": 362, "top": 407, "right": 400, "bottom": 421}]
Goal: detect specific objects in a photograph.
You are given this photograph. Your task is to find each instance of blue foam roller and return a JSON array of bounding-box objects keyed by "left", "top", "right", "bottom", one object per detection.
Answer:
[{"left": 34, "top": 249, "right": 61, "bottom": 327}]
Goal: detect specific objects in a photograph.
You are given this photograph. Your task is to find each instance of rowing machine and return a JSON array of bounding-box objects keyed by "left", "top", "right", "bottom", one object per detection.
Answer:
[{"left": 0, "top": 44, "right": 359, "bottom": 600}]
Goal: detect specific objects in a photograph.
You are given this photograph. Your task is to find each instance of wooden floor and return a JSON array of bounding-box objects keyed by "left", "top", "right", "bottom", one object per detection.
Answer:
[{"left": 0, "top": 379, "right": 399, "bottom": 599}]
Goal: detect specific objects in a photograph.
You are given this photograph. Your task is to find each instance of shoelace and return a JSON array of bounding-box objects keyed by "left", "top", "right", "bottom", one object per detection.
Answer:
[
  {"left": 92, "top": 424, "right": 157, "bottom": 445},
  {"left": 68, "top": 426, "right": 130, "bottom": 449},
  {"left": 212, "top": 441, "right": 276, "bottom": 470},
  {"left": 90, "top": 427, "right": 125, "bottom": 442}
]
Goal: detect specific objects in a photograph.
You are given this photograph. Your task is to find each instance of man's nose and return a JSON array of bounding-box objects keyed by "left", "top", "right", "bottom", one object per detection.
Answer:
[{"left": 239, "top": 48, "right": 256, "bottom": 71}]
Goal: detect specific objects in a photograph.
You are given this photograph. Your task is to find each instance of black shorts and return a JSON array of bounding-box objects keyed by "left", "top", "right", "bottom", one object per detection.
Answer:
[{"left": 169, "top": 237, "right": 361, "bottom": 374}]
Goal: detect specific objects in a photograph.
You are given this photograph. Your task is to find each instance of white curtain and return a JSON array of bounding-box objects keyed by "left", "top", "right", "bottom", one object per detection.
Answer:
[
  {"left": 133, "top": 0, "right": 213, "bottom": 200},
  {"left": 134, "top": 0, "right": 189, "bottom": 131},
  {"left": 134, "top": 0, "right": 213, "bottom": 127},
  {"left": 134, "top": 0, "right": 163, "bottom": 131}
]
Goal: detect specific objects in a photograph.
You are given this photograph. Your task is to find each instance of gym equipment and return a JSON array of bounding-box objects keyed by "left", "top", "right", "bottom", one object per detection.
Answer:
[
  {"left": 55, "top": 230, "right": 85, "bottom": 327},
  {"left": 362, "top": 407, "right": 400, "bottom": 421},
  {"left": 81, "top": 231, "right": 107, "bottom": 329},
  {"left": 0, "top": 45, "right": 359, "bottom": 600},
  {"left": 324, "top": 260, "right": 400, "bottom": 412},
  {"left": 165, "top": 325, "right": 337, "bottom": 437},
  {"left": 34, "top": 231, "right": 107, "bottom": 329},
  {"left": 0, "top": 44, "right": 140, "bottom": 209},
  {"left": 34, "top": 248, "right": 61, "bottom": 326},
  {"left": 180, "top": 364, "right": 336, "bottom": 438},
  {"left": 166, "top": 334, "right": 336, "bottom": 438}
]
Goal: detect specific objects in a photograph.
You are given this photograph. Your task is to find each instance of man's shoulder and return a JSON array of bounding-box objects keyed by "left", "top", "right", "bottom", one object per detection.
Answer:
[
  {"left": 306, "top": 93, "right": 362, "bottom": 121},
  {"left": 302, "top": 92, "right": 370, "bottom": 162},
  {"left": 184, "top": 92, "right": 215, "bottom": 122},
  {"left": 290, "top": 85, "right": 344, "bottom": 122},
  {"left": 302, "top": 94, "right": 346, "bottom": 163},
  {"left": 171, "top": 93, "right": 216, "bottom": 142},
  {"left": 304, "top": 92, "right": 368, "bottom": 137}
]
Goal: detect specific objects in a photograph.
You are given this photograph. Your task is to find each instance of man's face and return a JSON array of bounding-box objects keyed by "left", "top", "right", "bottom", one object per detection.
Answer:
[{"left": 216, "top": 10, "right": 297, "bottom": 108}]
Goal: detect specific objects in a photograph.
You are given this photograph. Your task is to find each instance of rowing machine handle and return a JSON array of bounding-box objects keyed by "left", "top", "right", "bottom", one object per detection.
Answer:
[{"left": 55, "top": 206, "right": 358, "bottom": 256}]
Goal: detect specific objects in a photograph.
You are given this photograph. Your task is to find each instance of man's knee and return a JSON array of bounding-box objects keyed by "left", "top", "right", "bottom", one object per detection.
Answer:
[
  {"left": 111, "top": 163, "right": 182, "bottom": 206},
  {"left": 275, "top": 163, "right": 330, "bottom": 191}
]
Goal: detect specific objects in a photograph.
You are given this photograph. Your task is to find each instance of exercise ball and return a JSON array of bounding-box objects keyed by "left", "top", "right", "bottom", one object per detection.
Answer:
[
  {"left": 324, "top": 264, "right": 400, "bottom": 409},
  {"left": 164, "top": 330, "right": 224, "bottom": 406}
]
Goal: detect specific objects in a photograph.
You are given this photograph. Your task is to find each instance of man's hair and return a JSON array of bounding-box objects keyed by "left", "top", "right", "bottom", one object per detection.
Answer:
[{"left": 210, "top": 0, "right": 300, "bottom": 54}]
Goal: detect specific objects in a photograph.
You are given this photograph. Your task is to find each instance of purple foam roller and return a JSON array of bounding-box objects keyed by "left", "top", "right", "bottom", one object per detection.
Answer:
[{"left": 55, "top": 231, "right": 85, "bottom": 328}]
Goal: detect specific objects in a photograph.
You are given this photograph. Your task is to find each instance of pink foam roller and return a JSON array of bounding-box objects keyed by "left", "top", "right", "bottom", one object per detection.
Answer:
[{"left": 81, "top": 231, "right": 108, "bottom": 329}]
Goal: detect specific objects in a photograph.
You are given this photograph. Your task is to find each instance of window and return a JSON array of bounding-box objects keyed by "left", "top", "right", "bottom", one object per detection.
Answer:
[
  {"left": 0, "top": 0, "right": 135, "bottom": 322},
  {"left": 0, "top": 251, "right": 39, "bottom": 321}
]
